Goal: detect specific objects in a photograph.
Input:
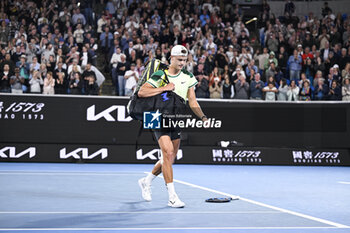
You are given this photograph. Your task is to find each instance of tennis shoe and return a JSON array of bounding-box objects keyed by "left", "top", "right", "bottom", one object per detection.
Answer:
[
  {"left": 138, "top": 178, "right": 152, "bottom": 202},
  {"left": 168, "top": 195, "right": 185, "bottom": 208}
]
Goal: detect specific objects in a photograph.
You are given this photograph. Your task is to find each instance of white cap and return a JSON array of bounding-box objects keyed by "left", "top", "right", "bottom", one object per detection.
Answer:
[
  {"left": 333, "top": 64, "right": 339, "bottom": 69},
  {"left": 171, "top": 45, "right": 188, "bottom": 56}
]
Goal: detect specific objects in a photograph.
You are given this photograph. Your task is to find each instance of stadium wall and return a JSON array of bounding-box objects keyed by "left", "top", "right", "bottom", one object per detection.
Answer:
[{"left": 0, "top": 94, "right": 349, "bottom": 166}]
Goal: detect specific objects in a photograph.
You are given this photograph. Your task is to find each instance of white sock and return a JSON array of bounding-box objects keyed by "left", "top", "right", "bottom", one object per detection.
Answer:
[
  {"left": 145, "top": 173, "right": 156, "bottom": 185},
  {"left": 166, "top": 182, "right": 177, "bottom": 199}
]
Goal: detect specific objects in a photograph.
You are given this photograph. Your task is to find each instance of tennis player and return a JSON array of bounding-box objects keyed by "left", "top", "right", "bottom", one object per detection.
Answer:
[{"left": 137, "top": 45, "right": 208, "bottom": 208}]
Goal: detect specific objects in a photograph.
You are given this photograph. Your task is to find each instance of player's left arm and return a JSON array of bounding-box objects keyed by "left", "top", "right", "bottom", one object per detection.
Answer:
[{"left": 187, "top": 87, "right": 208, "bottom": 121}]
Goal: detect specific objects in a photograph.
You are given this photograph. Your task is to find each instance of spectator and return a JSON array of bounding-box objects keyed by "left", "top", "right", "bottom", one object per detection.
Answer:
[
  {"left": 275, "top": 67, "right": 285, "bottom": 84},
  {"left": 287, "top": 80, "right": 300, "bottom": 101},
  {"left": 265, "top": 62, "right": 278, "bottom": 82},
  {"left": 29, "top": 70, "right": 44, "bottom": 94},
  {"left": 68, "top": 59, "right": 82, "bottom": 76},
  {"left": 302, "top": 57, "right": 315, "bottom": 83},
  {"left": 200, "top": 10, "right": 210, "bottom": 26},
  {"left": 326, "top": 67, "right": 337, "bottom": 87},
  {"left": 314, "top": 78, "right": 329, "bottom": 100},
  {"left": 97, "top": 13, "right": 108, "bottom": 35},
  {"left": 195, "top": 63, "right": 209, "bottom": 98},
  {"left": 73, "top": 24, "right": 85, "bottom": 48},
  {"left": 80, "top": 46, "right": 91, "bottom": 68},
  {"left": 238, "top": 47, "right": 251, "bottom": 67},
  {"left": 238, "top": 30, "right": 249, "bottom": 47},
  {"left": 209, "top": 77, "right": 222, "bottom": 99},
  {"left": 342, "top": 78, "right": 350, "bottom": 101},
  {"left": 284, "top": 0, "right": 295, "bottom": 17},
  {"left": 255, "top": 47, "right": 269, "bottom": 74},
  {"left": 235, "top": 73, "right": 249, "bottom": 99},
  {"left": 226, "top": 45, "right": 235, "bottom": 64},
  {"left": 296, "top": 44, "right": 303, "bottom": 56},
  {"left": 298, "top": 73, "right": 312, "bottom": 89},
  {"left": 277, "top": 46, "right": 288, "bottom": 75},
  {"left": 215, "top": 47, "right": 229, "bottom": 72},
  {"left": 135, "top": 58, "right": 145, "bottom": 77},
  {"left": 245, "top": 60, "right": 258, "bottom": 78},
  {"left": 222, "top": 74, "right": 234, "bottom": 99},
  {"left": 339, "top": 49, "right": 350, "bottom": 71},
  {"left": 124, "top": 63, "right": 139, "bottom": 96},
  {"left": 324, "top": 51, "right": 337, "bottom": 72},
  {"left": 327, "top": 80, "right": 342, "bottom": 100},
  {"left": 55, "top": 72, "right": 67, "bottom": 94},
  {"left": 209, "top": 67, "right": 221, "bottom": 86},
  {"left": 250, "top": 73, "right": 264, "bottom": 100},
  {"left": 85, "top": 76, "right": 99, "bottom": 95},
  {"left": 318, "top": 28, "right": 331, "bottom": 51},
  {"left": 299, "top": 80, "right": 313, "bottom": 101},
  {"left": 342, "top": 63, "right": 350, "bottom": 80},
  {"left": 263, "top": 81, "right": 278, "bottom": 101},
  {"left": 266, "top": 33, "right": 279, "bottom": 53},
  {"left": 278, "top": 78, "right": 289, "bottom": 101},
  {"left": 0, "top": 64, "right": 12, "bottom": 93},
  {"left": 301, "top": 47, "right": 314, "bottom": 64},
  {"left": 265, "top": 76, "right": 279, "bottom": 89},
  {"left": 320, "top": 41, "right": 332, "bottom": 61},
  {"left": 288, "top": 49, "right": 302, "bottom": 81},
  {"left": 321, "top": 2, "right": 332, "bottom": 18},
  {"left": 41, "top": 43, "right": 55, "bottom": 63},
  {"left": 264, "top": 51, "right": 278, "bottom": 71},
  {"left": 204, "top": 50, "right": 216, "bottom": 74},
  {"left": 333, "top": 64, "right": 341, "bottom": 82},
  {"left": 314, "top": 57, "right": 326, "bottom": 78},
  {"left": 186, "top": 53, "right": 196, "bottom": 74},
  {"left": 43, "top": 71, "right": 55, "bottom": 95},
  {"left": 100, "top": 26, "right": 113, "bottom": 64},
  {"left": 72, "top": 8, "right": 86, "bottom": 26},
  {"left": 0, "top": 20, "right": 9, "bottom": 47},
  {"left": 82, "top": 63, "right": 96, "bottom": 93},
  {"left": 116, "top": 54, "right": 128, "bottom": 96},
  {"left": 69, "top": 72, "right": 83, "bottom": 95},
  {"left": 10, "top": 68, "right": 24, "bottom": 94},
  {"left": 39, "top": 63, "right": 48, "bottom": 80},
  {"left": 343, "top": 25, "right": 350, "bottom": 47}
]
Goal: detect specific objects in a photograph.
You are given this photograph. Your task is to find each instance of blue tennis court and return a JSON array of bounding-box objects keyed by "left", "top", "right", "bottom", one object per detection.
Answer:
[{"left": 0, "top": 162, "right": 349, "bottom": 233}]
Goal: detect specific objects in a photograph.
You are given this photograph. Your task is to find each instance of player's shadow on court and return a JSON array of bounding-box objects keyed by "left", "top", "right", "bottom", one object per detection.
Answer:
[{"left": 119, "top": 201, "right": 169, "bottom": 211}]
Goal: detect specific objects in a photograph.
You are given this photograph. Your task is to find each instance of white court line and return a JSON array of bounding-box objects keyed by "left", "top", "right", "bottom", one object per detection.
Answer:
[
  {"left": 0, "top": 226, "right": 344, "bottom": 231},
  {"left": 0, "top": 172, "right": 141, "bottom": 176},
  {"left": 338, "top": 181, "right": 350, "bottom": 185},
  {"left": 0, "top": 211, "right": 279, "bottom": 214},
  {"left": 168, "top": 176, "right": 350, "bottom": 229}
]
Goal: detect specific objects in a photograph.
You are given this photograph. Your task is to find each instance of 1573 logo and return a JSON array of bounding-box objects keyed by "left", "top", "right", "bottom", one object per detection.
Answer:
[
  {"left": 292, "top": 151, "right": 340, "bottom": 164},
  {"left": 212, "top": 149, "right": 262, "bottom": 163},
  {"left": 0, "top": 101, "right": 45, "bottom": 120}
]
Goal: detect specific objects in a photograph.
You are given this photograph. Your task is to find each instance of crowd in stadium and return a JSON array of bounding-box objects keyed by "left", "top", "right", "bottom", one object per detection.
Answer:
[{"left": 0, "top": 0, "right": 350, "bottom": 101}]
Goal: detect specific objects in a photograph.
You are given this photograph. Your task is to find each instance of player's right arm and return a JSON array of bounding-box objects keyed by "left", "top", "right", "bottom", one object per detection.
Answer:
[
  {"left": 138, "top": 70, "right": 175, "bottom": 97},
  {"left": 138, "top": 82, "right": 174, "bottom": 97}
]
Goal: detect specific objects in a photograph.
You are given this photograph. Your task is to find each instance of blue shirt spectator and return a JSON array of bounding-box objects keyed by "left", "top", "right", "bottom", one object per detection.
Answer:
[
  {"left": 71, "top": 8, "right": 86, "bottom": 25},
  {"left": 288, "top": 50, "right": 302, "bottom": 80},
  {"left": 314, "top": 78, "right": 329, "bottom": 100},
  {"left": 250, "top": 73, "right": 264, "bottom": 100},
  {"left": 99, "top": 27, "right": 113, "bottom": 49},
  {"left": 200, "top": 10, "right": 210, "bottom": 26},
  {"left": 245, "top": 60, "right": 258, "bottom": 77}
]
